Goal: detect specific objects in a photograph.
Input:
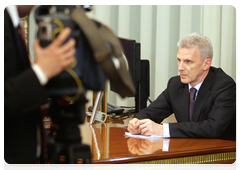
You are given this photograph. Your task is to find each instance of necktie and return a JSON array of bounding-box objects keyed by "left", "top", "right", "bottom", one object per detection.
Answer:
[{"left": 189, "top": 87, "right": 197, "bottom": 121}]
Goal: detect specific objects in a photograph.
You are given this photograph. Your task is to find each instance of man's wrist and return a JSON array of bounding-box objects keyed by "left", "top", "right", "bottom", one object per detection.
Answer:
[{"left": 32, "top": 64, "right": 48, "bottom": 85}]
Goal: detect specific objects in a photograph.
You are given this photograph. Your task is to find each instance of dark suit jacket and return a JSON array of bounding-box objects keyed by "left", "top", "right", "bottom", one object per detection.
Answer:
[
  {"left": 134, "top": 66, "right": 236, "bottom": 141},
  {"left": 4, "top": 9, "right": 48, "bottom": 163}
]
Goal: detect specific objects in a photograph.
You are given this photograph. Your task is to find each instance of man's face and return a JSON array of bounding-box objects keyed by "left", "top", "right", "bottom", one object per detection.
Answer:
[{"left": 177, "top": 47, "right": 207, "bottom": 87}]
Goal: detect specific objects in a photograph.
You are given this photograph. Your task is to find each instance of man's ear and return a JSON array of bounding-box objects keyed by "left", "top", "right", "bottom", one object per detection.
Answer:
[{"left": 203, "top": 58, "right": 212, "bottom": 70}]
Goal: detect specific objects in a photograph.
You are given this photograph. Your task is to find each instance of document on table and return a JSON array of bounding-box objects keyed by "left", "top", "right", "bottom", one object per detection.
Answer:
[{"left": 124, "top": 132, "right": 164, "bottom": 142}]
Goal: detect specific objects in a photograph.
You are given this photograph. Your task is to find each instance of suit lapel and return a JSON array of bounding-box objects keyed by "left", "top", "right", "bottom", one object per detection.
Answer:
[
  {"left": 192, "top": 68, "right": 214, "bottom": 121},
  {"left": 178, "top": 84, "right": 190, "bottom": 122}
]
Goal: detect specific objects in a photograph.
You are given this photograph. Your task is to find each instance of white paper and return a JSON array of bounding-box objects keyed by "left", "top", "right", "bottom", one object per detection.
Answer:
[{"left": 124, "top": 132, "right": 164, "bottom": 142}]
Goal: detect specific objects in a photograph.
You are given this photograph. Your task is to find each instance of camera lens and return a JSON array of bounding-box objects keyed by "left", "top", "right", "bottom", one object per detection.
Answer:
[{"left": 41, "top": 26, "right": 47, "bottom": 33}]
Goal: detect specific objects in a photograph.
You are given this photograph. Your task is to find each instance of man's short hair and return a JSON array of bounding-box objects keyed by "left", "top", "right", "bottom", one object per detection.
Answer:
[{"left": 177, "top": 33, "right": 213, "bottom": 60}]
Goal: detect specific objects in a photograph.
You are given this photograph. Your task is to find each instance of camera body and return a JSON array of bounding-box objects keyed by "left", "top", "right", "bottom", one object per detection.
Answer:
[
  {"left": 37, "top": 5, "right": 92, "bottom": 43},
  {"left": 37, "top": 10, "right": 77, "bottom": 47},
  {"left": 35, "top": 5, "right": 106, "bottom": 99}
]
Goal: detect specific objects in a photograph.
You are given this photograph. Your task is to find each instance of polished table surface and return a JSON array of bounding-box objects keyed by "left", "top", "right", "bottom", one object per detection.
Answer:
[
  {"left": 76, "top": 114, "right": 236, "bottom": 164},
  {"left": 45, "top": 115, "right": 238, "bottom": 170}
]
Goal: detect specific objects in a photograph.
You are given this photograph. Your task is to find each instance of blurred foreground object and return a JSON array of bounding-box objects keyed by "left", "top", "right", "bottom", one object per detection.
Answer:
[{"left": 34, "top": 5, "right": 135, "bottom": 163}]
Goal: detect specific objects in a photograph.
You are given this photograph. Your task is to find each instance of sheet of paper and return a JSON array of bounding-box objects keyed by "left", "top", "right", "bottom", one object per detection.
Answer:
[{"left": 124, "top": 132, "right": 164, "bottom": 142}]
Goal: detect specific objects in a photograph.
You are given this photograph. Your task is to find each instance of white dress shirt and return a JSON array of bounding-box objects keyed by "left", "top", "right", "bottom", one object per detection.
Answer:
[{"left": 162, "top": 81, "right": 204, "bottom": 137}]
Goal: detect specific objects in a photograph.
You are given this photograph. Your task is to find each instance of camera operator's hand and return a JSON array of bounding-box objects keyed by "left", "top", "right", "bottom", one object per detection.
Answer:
[{"left": 34, "top": 27, "right": 76, "bottom": 80}]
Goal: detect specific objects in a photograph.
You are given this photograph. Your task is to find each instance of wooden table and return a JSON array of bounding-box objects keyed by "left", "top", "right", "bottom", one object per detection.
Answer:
[{"left": 76, "top": 114, "right": 236, "bottom": 164}]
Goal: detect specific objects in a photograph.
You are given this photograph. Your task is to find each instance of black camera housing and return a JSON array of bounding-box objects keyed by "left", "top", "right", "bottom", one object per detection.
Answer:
[{"left": 35, "top": 5, "right": 106, "bottom": 99}]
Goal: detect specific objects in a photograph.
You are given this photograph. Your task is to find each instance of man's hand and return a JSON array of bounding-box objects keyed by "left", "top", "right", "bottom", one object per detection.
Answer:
[
  {"left": 127, "top": 118, "right": 141, "bottom": 135},
  {"left": 34, "top": 27, "right": 76, "bottom": 80},
  {"left": 127, "top": 138, "right": 163, "bottom": 155},
  {"left": 136, "top": 119, "right": 163, "bottom": 136}
]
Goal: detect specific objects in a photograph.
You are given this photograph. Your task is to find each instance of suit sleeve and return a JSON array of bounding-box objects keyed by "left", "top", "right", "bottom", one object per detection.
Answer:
[
  {"left": 169, "top": 78, "right": 236, "bottom": 139},
  {"left": 4, "top": 69, "right": 48, "bottom": 120},
  {"left": 133, "top": 78, "right": 174, "bottom": 124}
]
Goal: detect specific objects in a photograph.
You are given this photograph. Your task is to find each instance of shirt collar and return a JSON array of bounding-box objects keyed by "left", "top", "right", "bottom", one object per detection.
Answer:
[
  {"left": 6, "top": 5, "right": 20, "bottom": 28},
  {"left": 188, "top": 81, "right": 203, "bottom": 92}
]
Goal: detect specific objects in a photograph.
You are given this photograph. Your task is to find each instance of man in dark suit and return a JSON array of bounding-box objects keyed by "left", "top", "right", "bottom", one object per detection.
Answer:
[
  {"left": 4, "top": 5, "right": 76, "bottom": 163},
  {"left": 128, "top": 33, "right": 236, "bottom": 141}
]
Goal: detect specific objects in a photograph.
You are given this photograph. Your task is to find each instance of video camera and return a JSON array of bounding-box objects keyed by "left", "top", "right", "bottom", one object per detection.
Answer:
[
  {"left": 36, "top": 5, "right": 106, "bottom": 97},
  {"left": 34, "top": 5, "right": 135, "bottom": 163}
]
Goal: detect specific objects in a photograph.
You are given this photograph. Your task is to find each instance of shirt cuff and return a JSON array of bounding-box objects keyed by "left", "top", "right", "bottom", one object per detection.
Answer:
[
  {"left": 162, "top": 123, "right": 170, "bottom": 137},
  {"left": 31, "top": 64, "right": 48, "bottom": 85},
  {"left": 162, "top": 139, "right": 170, "bottom": 151}
]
